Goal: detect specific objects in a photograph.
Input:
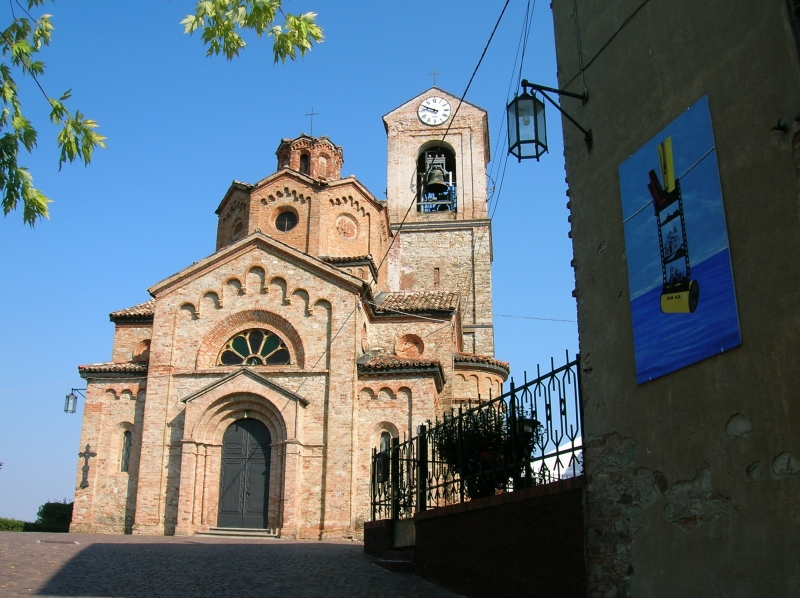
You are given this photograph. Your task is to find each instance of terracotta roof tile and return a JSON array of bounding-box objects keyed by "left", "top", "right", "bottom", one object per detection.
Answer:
[
  {"left": 320, "top": 255, "right": 378, "bottom": 282},
  {"left": 358, "top": 356, "right": 445, "bottom": 391},
  {"left": 109, "top": 299, "right": 155, "bottom": 322},
  {"left": 374, "top": 292, "right": 459, "bottom": 314},
  {"left": 320, "top": 255, "right": 374, "bottom": 264},
  {"left": 454, "top": 352, "right": 511, "bottom": 375},
  {"left": 359, "top": 356, "right": 441, "bottom": 370},
  {"left": 78, "top": 362, "right": 148, "bottom": 376}
]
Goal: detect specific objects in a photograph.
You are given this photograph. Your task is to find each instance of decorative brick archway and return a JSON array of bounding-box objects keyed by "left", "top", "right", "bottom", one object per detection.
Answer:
[
  {"left": 195, "top": 309, "right": 306, "bottom": 369},
  {"left": 175, "top": 390, "right": 294, "bottom": 536}
]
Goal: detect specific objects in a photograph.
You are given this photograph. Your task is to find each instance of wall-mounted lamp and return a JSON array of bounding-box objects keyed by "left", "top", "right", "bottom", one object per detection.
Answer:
[
  {"left": 507, "top": 79, "right": 592, "bottom": 162},
  {"left": 64, "top": 388, "right": 85, "bottom": 414}
]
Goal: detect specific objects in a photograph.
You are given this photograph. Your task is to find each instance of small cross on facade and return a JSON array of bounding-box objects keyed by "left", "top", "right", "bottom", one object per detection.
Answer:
[
  {"left": 429, "top": 69, "right": 441, "bottom": 86},
  {"left": 78, "top": 444, "right": 97, "bottom": 489},
  {"left": 305, "top": 108, "right": 319, "bottom": 137}
]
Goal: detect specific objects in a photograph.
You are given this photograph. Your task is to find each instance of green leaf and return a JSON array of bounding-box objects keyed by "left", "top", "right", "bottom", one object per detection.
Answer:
[{"left": 183, "top": 1, "right": 322, "bottom": 62}]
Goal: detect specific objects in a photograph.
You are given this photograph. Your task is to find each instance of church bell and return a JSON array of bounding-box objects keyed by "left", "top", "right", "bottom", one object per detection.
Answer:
[{"left": 425, "top": 166, "right": 448, "bottom": 194}]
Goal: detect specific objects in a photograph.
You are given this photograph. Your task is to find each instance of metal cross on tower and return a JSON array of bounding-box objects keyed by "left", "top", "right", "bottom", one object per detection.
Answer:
[
  {"left": 305, "top": 107, "right": 319, "bottom": 137},
  {"left": 428, "top": 69, "right": 441, "bottom": 86},
  {"left": 78, "top": 444, "right": 97, "bottom": 489}
]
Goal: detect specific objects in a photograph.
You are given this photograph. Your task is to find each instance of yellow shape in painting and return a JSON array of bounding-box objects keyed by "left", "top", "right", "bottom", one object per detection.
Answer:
[
  {"left": 657, "top": 136, "right": 676, "bottom": 193},
  {"left": 660, "top": 280, "right": 700, "bottom": 313}
]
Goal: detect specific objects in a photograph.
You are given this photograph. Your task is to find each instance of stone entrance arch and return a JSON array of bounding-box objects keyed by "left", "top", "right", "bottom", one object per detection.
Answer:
[{"left": 175, "top": 387, "right": 295, "bottom": 536}]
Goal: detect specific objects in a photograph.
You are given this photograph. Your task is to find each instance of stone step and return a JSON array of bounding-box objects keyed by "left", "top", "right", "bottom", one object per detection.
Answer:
[
  {"left": 373, "top": 548, "right": 415, "bottom": 573},
  {"left": 197, "top": 527, "right": 279, "bottom": 538},
  {"left": 381, "top": 548, "right": 415, "bottom": 562},
  {"left": 373, "top": 559, "right": 414, "bottom": 573}
]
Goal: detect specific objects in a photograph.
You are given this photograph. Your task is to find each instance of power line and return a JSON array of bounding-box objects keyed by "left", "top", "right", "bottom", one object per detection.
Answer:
[
  {"left": 0, "top": 381, "right": 80, "bottom": 395},
  {"left": 494, "top": 313, "right": 576, "bottom": 323},
  {"left": 488, "top": 0, "right": 535, "bottom": 212},
  {"left": 372, "top": 0, "right": 512, "bottom": 283}
]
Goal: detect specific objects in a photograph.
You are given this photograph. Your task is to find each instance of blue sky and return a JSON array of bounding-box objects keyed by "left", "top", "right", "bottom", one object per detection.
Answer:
[{"left": 0, "top": 1, "right": 577, "bottom": 520}]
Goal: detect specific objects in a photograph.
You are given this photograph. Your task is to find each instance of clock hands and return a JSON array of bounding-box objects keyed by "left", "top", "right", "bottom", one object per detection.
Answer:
[{"left": 418, "top": 97, "right": 451, "bottom": 125}]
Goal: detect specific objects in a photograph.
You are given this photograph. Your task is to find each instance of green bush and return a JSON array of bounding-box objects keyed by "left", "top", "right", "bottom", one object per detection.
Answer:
[
  {"left": 0, "top": 501, "right": 73, "bottom": 533},
  {"left": 433, "top": 406, "right": 542, "bottom": 500},
  {"left": 0, "top": 517, "right": 26, "bottom": 531},
  {"left": 31, "top": 501, "right": 73, "bottom": 533}
]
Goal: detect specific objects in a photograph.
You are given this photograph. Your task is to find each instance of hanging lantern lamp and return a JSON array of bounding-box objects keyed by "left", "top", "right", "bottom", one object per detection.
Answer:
[
  {"left": 64, "top": 388, "right": 85, "bottom": 414},
  {"left": 507, "top": 79, "right": 592, "bottom": 162}
]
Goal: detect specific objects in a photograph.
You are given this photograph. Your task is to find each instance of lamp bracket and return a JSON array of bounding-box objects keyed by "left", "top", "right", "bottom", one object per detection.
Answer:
[
  {"left": 521, "top": 79, "right": 588, "bottom": 104},
  {"left": 521, "top": 79, "right": 593, "bottom": 145}
]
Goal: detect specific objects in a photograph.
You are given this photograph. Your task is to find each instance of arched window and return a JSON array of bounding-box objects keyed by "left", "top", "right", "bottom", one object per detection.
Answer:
[
  {"left": 299, "top": 153, "right": 310, "bottom": 175},
  {"left": 217, "top": 328, "right": 291, "bottom": 366},
  {"left": 380, "top": 431, "right": 391, "bottom": 453},
  {"left": 121, "top": 431, "right": 132, "bottom": 472},
  {"left": 376, "top": 431, "right": 393, "bottom": 484},
  {"left": 133, "top": 339, "right": 151, "bottom": 363},
  {"left": 231, "top": 219, "right": 244, "bottom": 241}
]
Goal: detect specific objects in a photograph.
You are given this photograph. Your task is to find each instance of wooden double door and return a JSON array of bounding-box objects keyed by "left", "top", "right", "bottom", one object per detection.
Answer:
[{"left": 217, "top": 418, "right": 271, "bottom": 529}]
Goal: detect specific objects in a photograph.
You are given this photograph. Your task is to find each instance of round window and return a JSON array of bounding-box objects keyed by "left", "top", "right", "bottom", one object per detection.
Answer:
[{"left": 275, "top": 211, "right": 298, "bottom": 232}]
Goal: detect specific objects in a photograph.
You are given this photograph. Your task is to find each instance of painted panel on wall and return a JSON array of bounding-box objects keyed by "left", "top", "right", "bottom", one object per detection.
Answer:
[{"left": 618, "top": 96, "right": 741, "bottom": 384}]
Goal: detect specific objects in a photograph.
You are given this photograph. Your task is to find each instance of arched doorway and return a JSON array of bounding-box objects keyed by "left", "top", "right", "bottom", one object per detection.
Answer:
[{"left": 218, "top": 418, "right": 271, "bottom": 529}]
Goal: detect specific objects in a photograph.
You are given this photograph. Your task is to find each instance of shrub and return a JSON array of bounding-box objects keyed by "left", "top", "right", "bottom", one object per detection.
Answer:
[
  {"left": 0, "top": 517, "right": 25, "bottom": 532},
  {"left": 433, "top": 405, "right": 543, "bottom": 500},
  {"left": 30, "top": 500, "right": 73, "bottom": 533}
]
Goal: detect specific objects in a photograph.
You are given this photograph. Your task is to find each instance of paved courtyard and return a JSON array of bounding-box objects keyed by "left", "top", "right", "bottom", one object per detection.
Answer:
[{"left": 0, "top": 532, "right": 459, "bottom": 598}]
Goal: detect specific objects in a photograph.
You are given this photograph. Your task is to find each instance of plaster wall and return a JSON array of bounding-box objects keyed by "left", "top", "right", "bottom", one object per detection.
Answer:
[{"left": 551, "top": 0, "right": 800, "bottom": 595}]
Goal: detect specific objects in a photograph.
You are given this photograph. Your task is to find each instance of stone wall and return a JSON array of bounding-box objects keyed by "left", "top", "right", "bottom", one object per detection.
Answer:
[
  {"left": 70, "top": 378, "right": 146, "bottom": 534},
  {"left": 387, "top": 223, "right": 494, "bottom": 355},
  {"left": 363, "top": 478, "right": 586, "bottom": 597},
  {"left": 132, "top": 242, "right": 362, "bottom": 537},
  {"left": 111, "top": 323, "right": 152, "bottom": 364}
]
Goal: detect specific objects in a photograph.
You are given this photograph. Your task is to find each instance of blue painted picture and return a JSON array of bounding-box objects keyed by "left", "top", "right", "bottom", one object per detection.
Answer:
[{"left": 618, "top": 96, "right": 741, "bottom": 384}]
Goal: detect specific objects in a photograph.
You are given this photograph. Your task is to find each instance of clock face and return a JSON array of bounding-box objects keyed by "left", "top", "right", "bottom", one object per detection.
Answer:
[{"left": 418, "top": 96, "right": 452, "bottom": 126}]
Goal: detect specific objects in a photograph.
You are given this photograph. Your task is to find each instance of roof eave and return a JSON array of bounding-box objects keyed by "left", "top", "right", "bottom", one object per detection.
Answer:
[
  {"left": 78, "top": 365, "right": 149, "bottom": 380},
  {"left": 109, "top": 315, "right": 154, "bottom": 325},
  {"left": 357, "top": 364, "right": 445, "bottom": 392},
  {"left": 453, "top": 359, "right": 510, "bottom": 380},
  {"left": 215, "top": 180, "right": 254, "bottom": 215}
]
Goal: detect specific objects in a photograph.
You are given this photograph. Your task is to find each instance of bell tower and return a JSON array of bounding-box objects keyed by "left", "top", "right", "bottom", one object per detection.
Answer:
[{"left": 383, "top": 88, "right": 495, "bottom": 356}]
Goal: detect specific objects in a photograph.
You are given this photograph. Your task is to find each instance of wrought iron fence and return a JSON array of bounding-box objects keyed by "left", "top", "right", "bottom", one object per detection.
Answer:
[{"left": 371, "top": 352, "right": 582, "bottom": 521}]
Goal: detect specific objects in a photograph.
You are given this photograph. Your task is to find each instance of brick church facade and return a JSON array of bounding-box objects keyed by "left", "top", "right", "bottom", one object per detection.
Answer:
[{"left": 70, "top": 88, "right": 508, "bottom": 539}]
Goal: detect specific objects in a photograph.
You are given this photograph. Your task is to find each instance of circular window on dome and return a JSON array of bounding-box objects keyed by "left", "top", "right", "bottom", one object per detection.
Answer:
[
  {"left": 217, "top": 329, "right": 291, "bottom": 366},
  {"left": 275, "top": 209, "right": 298, "bottom": 232}
]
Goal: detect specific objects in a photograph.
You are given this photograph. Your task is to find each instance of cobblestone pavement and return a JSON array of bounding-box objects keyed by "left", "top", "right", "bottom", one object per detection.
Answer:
[{"left": 0, "top": 532, "right": 460, "bottom": 598}]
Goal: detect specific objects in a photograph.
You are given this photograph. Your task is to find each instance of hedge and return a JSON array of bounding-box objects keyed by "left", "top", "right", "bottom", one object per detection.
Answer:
[{"left": 0, "top": 501, "right": 73, "bottom": 533}]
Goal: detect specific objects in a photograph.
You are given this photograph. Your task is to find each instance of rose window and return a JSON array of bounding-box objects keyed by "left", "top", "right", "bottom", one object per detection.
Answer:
[{"left": 217, "top": 329, "right": 291, "bottom": 366}]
